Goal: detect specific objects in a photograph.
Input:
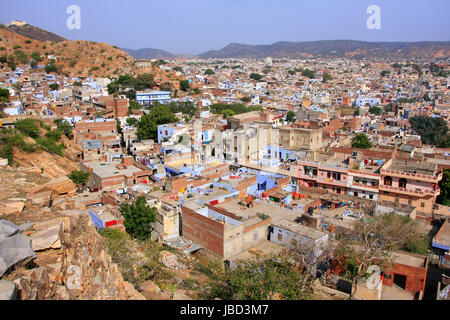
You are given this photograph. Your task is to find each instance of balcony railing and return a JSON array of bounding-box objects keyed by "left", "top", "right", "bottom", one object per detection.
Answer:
[
  {"left": 381, "top": 168, "right": 442, "bottom": 182},
  {"left": 379, "top": 184, "right": 440, "bottom": 196}
]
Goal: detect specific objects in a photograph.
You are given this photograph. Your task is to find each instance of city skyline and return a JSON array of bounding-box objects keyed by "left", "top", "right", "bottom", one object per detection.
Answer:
[{"left": 1, "top": 0, "right": 449, "bottom": 55}]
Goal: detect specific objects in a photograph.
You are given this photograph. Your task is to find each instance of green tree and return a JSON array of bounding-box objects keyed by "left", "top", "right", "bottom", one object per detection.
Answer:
[
  {"left": 250, "top": 73, "right": 262, "bottom": 81},
  {"left": 351, "top": 133, "right": 372, "bottom": 149},
  {"left": 0, "top": 88, "right": 9, "bottom": 102},
  {"left": 179, "top": 80, "right": 190, "bottom": 92},
  {"left": 437, "top": 169, "right": 450, "bottom": 206},
  {"left": 172, "top": 66, "right": 183, "bottom": 72},
  {"left": 322, "top": 73, "right": 333, "bottom": 83},
  {"left": 369, "top": 106, "right": 382, "bottom": 116},
  {"left": 287, "top": 70, "right": 296, "bottom": 75},
  {"left": 68, "top": 170, "right": 90, "bottom": 190},
  {"left": 49, "top": 83, "right": 59, "bottom": 91},
  {"left": 45, "top": 61, "right": 59, "bottom": 74},
  {"left": 54, "top": 119, "right": 73, "bottom": 139},
  {"left": 221, "top": 109, "right": 235, "bottom": 118},
  {"left": 126, "top": 117, "right": 139, "bottom": 126},
  {"left": 30, "top": 51, "right": 42, "bottom": 62},
  {"left": 137, "top": 105, "right": 178, "bottom": 140},
  {"left": 335, "top": 213, "right": 422, "bottom": 297},
  {"left": 7, "top": 60, "right": 16, "bottom": 71},
  {"left": 207, "top": 256, "right": 312, "bottom": 300},
  {"left": 240, "top": 96, "right": 251, "bottom": 103},
  {"left": 14, "top": 119, "right": 40, "bottom": 138},
  {"left": 423, "top": 93, "right": 432, "bottom": 102},
  {"left": 286, "top": 110, "right": 296, "bottom": 122},
  {"left": 409, "top": 116, "right": 448, "bottom": 147},
  {"left": 353, "top": 108, "right": 360, "bottom": 116},
  {"left": 205, "top": 69, "right": 215, "bottom": 75},
  {"left": 121, "top": 196, "right": 157, "bottom": 240},
  {"left": 301, "top": 69, "right": 315, "bottom": 79}
]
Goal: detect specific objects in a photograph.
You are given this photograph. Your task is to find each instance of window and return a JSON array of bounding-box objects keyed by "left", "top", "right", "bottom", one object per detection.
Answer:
[
  {"left": 399, "top": 178, "right": 407, "bottom": 188},
  {"left": 421, "top": 202, "right": 425, "bottom": 208},
  {"left": 395, "top": 197, "right": 399, "bottom": 203},
  {"left": 369, "top": 194, "right": 373, "bottom": 200},
  {"left": 384, "top": 176, "right": 393, "bottom": 186},
  {"left": 408, "top": 199, "right": 412, "bottom": 205},
  {"left": 277, "top": 233, "right": 282, "bottom": 241},
  {"left": 291, "top": 239, "right": 297, "bottom": 247}
]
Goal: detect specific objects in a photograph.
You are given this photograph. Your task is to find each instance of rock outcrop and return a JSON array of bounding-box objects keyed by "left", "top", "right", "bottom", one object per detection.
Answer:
[{"left": 3, "top": 214, "right": 145, "bottom": 300}]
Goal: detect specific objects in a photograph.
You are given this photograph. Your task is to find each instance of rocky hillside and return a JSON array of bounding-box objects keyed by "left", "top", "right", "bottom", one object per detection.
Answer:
[
  {"left": 5, "top": 23, "right": 66, "bottom": 42},
  {"left": 200, "top": 40, "right": 450, "bottom": 59},
  {"left": 0, "top": 27, "right": 186, "bottom": 82},
  {"left": 0, "top": 27, "right": 135, "bottom": 77}
]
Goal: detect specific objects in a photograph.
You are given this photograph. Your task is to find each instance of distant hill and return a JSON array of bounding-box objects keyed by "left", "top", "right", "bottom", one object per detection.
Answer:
[
  {"left": 200, "top": 40, "right": 450, "bottom": 59},
  {"left": 121, "top": 47, "right": 176, "bottom": 60},
  {"left": 5, "top": 22, "right": 66, "bottom": 42}
]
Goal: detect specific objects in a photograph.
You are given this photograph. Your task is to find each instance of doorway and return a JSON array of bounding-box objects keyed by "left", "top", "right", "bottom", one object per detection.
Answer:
[{"left": 393, "top": 273, "right": 407, "bottom": 290}]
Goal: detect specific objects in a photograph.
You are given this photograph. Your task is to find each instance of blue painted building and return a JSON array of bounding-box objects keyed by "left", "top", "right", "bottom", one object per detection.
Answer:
[{"left": 136, "top": 91, "right": 171, "bottom": 105}]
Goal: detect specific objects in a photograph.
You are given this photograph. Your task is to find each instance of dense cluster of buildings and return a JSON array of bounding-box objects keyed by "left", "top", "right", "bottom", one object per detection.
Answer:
[{"left": 1, "top": 54, "right": 449, "bottom": 300}]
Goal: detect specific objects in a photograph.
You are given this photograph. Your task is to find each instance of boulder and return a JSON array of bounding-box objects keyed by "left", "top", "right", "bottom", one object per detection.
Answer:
[
  {"left": 32, "top": 217, "right": 71, "bottom": 233},
  {"left": 29, "top": 227, "right": 62, "bottom": 251},
  {"left": 172, "top": 292, "right": 192, "bottom": 300},
  {"left": 0, "top": 200, "right": 25, "bottom": 215},
  {"left": 0, "top": 232, "right": 37, "bottom": 277},
  {"left": 0, "top": 280, "right": 18, "bottom": 300},
  {"left": 0, "top": 158, "right": 8, "bottom": 166},
  {"left": 28, "top": 191, "right": 53, "bottom": 207},
  {"left": 140, "top": 280, "right": 161, "bottom": 295},
  {"left": 139, "top": 280, "right": 162, "bottom": 299},
  {"left": 122, "top": 281, "right": 146, "bottom": 300}
]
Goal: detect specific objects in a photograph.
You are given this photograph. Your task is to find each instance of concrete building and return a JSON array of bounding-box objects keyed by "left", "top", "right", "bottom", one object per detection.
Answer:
[
  {"left": 136, "top": 91, "right": 171, "bottom": 105},
  {"left": 379, "top": 159, "right": 442, "bottom": 215}
]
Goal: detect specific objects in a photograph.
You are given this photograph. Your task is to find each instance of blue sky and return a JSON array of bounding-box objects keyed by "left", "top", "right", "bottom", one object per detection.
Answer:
[{"left": 1, "top": 0, "right": 449, "bottom": 54}]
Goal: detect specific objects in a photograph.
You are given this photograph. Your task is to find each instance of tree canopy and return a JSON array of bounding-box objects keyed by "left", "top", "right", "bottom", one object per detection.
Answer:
[
  {"left": 107, "top": 73, "right": 155, "bottom": 100},
  {"left": 437, "top": 169, "right": 450, "bottom": 206},
  {"left": 351, "top": 133, "right": 372, "bottom": 149},
  {"left": 301, "top": 69, "right": 315, "bottom": 79},
  {"left": 250, "top": 73, "right": 262, "bottom": 81},
  {"left": 409, "top": 116, "right": 449, "bottom": 147},
  {"left": 137, "top": 105, "right": 178, "bottom": 140},
  {"left": 179, "top": 80, "right": 190, "bottom": 92},
  {"left": 68, "top": 170, "right": 90, "bottom": 190},
  {"left": 206, "top": 256, "right": 313, "bottom": 300},
  {"left": 369, "top": 106, "right": 382, "bottom": 116},
  {"left": 335, "top": 213, "right": 428, "bottom": 297},
  {"left": 121, "top": 196, "right": 157, "bottom": 240},
  {"left": 209, "top": 103, "right": 262, "bottom": 117},
  {"left": 322, "top": 73, "right": 333, "bottom": 83},
  {"left": 286, "top": 110, "right": 296, "bottom": 122}
]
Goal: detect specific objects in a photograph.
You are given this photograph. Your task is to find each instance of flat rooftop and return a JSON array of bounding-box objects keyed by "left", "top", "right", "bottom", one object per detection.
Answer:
[
  {"left": 387, "top": 160, "right": 437, "bottom": 176},
  {"left": 274, "top": 219, "right": 328, "bottom": 240},
  {"left": 228, "top": 240, "right": 284, "bottom": 263},
  {"left": 214, "top": 198, "right": 299, "bottom": 223},
  {"left": 86, "top": 161, "right": 144, "bottom": 178},
  {"left": 393, "top": 251, "right": 426, "bottom": 269}
]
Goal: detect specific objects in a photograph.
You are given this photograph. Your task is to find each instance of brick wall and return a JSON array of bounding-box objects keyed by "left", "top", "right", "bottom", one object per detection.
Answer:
[
  {"left": 181, "top": 206, "right": 225, "bottom": 257},
  {"left": 382, "top": 257, "right": 428, "bottom": 293}
]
